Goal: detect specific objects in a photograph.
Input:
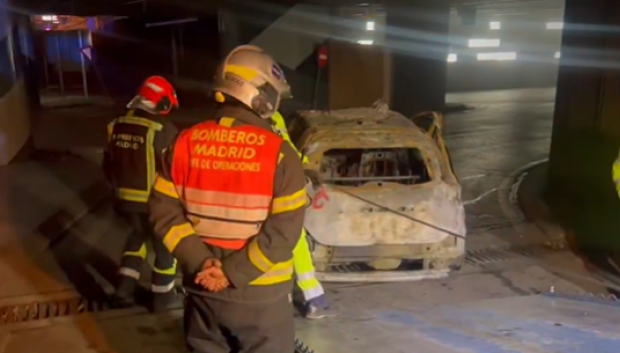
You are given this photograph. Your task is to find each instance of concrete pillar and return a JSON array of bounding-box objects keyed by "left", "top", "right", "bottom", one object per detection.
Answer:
[
  {"left": 0, "top": 1, "right": 33, "bottom": 164},
  {"left": 386, "top": 0, "right": 450, "bottom": 117},
  {"left": 547, "top": 0, "right": 620, "bottom": 250}
]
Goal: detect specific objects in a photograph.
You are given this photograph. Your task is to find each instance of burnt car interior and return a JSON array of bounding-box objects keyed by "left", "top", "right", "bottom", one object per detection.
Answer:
[{"left": 320, "top": 148, "right": 431, "bottom": 186}]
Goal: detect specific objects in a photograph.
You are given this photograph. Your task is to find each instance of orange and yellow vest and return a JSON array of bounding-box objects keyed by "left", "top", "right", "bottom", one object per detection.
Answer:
[{"left": 170, "top": 117, "right": 283, "bottom": 250}]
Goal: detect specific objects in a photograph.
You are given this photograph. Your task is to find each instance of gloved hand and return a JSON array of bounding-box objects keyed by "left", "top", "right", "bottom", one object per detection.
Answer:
[{"left": 194, "top": 258, "right": 230, "bottom": 292}]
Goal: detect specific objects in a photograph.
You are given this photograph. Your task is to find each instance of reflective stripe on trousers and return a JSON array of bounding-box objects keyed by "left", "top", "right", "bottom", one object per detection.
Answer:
[
  {"left": 119, "top": 242, "right": 147, "bottom": 280},
  {"left": 152, "top": 259, "right": 178, "bottom": 293},
  {"left": 293, "top": 229, "right": 324, "bottom": 300}
]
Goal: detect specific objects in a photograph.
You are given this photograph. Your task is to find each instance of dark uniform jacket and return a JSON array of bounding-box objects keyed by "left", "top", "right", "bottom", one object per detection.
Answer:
[
  {"left": 103, "top": 110, "right": 178, "bottom": 213},
  {"left": 148, "top": 106, "right": 307, "bottom": 303}
]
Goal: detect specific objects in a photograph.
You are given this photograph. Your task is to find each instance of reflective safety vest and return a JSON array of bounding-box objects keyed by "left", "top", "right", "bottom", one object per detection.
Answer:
[
  {"left": 107, "top": 110, "right": 162, "bottom": 203},
  {"left": 171, "top": 117, "right": 283, "bottom": 246},
  {"left": 270, "top": 111, "right": 309, "bottom": 165}
]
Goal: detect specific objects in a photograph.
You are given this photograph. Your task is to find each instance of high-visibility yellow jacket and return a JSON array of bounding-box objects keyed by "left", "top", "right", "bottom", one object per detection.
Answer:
[
  {"left": 612, "top": 148, "right": 620, "bottom": 198},
  {"left": 271, "top": 111, "right": 309, "bottom": 165}
]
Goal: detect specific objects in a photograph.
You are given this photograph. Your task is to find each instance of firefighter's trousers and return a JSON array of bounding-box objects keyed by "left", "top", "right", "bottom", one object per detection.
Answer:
[
  {"left": 293, "top": 228, "right": 325, "bottom": 301},
  {"left": 184, "top": 293, "right": 294, "bottom": 353},
  {"left": 117, "top": 211, "right": 177, "bottom": 295}
]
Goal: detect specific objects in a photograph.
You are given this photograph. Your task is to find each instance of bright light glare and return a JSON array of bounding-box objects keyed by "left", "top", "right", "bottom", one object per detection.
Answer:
[
  {"left": 554, "top": 52, "right": 561, "bottom": 59},
  {"left": 476, "top": 52, "right": 517, "bottom": 61},
  {"left": 358, "top": 40, "right": 373, "bottom": 45},
  {"left": 366, "top": 21, "right": 375, "bottom": 31},
  {"left": 447, "top": 53, "right": 457, "bottom": 62},
  {"left": 489, "top": 21, "right": 501, "bottom": 30},
  {"left": 468, "top": 39, "right": 500, "bottom": 48},
  {"left": 546, "top": 22, "right": 563, "bottom": 30},
  {"left": 41, "top": 15, "right": 58, "bottom": 22}
]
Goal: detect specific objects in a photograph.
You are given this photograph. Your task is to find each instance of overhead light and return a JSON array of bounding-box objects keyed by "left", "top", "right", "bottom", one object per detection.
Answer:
[
  {"left": 41, "top": 15, "right": 58, "bottom": 22},
  {"left": 468, "top": 39, "right": 500, "bottom": 48},
  {"left": 546, "top": 22, "right": 563, "bottom": 30},
  {"left": 476, "top": 52, "right": 517, "bottom": 61},
  {"left": 358, "top": 40, "right": 373, "bottom": 45},
  {"left": 447, "top": 53, "right": 457, "bottom": 63},
  {"left": 489, "top": 21, "right": 501, "bottom": 30},
  {"left": 554, "top": 52, "right": 561, "bottom": 59},
  {"left": 366, "top": 21, "right": 375, "bottom": 31}
]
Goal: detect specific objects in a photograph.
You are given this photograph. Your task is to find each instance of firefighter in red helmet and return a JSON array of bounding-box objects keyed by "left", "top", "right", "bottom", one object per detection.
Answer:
[{"left": 103, "top": 76, "right": 180, "bottom": 312}]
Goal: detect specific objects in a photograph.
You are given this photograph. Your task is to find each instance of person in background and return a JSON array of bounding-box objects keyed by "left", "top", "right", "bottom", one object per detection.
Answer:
[
  {"left": 271, "top": 110, "right": 333, "bottom": 319},
  {"left": 104, "top": 76, "right": 179, "bottom": 312}
]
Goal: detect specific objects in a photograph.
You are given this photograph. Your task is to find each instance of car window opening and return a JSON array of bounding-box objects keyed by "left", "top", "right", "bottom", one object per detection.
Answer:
[{"left": 320, "top": 148, "right": 431, "bottom": 186}]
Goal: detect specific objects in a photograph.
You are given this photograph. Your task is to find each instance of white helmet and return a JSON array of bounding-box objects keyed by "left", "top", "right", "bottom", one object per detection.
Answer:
[{"left": 212, "top": 45, "right": 292, "bottom": 119}]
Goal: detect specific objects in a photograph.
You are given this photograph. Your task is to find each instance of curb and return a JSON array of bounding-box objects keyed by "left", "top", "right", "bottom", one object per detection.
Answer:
[
  {"left": 503, "top": 158, "right": 570, "bottom": 248},
  {"left": 513, "top": 159, "right": 566, "bottom": 239},
  {"left": 497, "top": 158, "right": 549, "bottom": 225}
]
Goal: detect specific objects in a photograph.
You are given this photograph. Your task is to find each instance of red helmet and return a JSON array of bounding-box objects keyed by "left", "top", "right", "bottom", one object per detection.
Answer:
[{"left": 127, "top": 76, "right": 179, "bottom": 116}]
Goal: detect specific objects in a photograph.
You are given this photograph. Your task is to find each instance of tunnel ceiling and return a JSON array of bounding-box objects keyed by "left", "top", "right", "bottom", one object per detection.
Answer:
[{"left": 18, "top": 0, "right": 564, "bottom": 18}]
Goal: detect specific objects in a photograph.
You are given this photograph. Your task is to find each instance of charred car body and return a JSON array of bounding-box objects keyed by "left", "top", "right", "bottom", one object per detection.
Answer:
[{"left": 286, "top": 104, "right": 466, "bottom": 282}]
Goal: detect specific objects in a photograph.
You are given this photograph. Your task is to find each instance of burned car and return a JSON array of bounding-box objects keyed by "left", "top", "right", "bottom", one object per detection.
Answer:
[{"left": 285, "top": 104, "right": 466, "bottom": 282}]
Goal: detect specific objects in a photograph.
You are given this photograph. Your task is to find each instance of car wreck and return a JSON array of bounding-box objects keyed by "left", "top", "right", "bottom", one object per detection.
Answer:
[{"left": 286, "top": 102, "right": 466, "bottom": 282}]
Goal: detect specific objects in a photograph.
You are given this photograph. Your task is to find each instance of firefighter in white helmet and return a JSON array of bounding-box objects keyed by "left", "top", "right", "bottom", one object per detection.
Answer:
[{"left": 148, "top": 45, "right": 306, "bottom": 353}]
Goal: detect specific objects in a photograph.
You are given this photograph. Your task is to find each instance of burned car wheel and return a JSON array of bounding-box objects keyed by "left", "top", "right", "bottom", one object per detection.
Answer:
[
  {"left": 308, "top": 237, "right": 332, "bottom": 272},
  {"left": 367, "top": 259, "right": 402, "bottom": 271},
  {"left": 423, "top": 255, "right": 464, "bottom": 271}
]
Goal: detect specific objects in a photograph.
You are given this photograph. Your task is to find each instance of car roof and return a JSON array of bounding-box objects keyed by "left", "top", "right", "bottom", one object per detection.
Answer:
[
  {"left": 296, "top": 107, "right": 434, "bottom": 147},
  {"left": 298, "top": 107, "right": 419, "bottom": 131}
]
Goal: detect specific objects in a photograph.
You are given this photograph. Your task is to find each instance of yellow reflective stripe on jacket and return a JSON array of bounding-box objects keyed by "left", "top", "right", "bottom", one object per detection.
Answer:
[
  {"left": 153, "top": 175, "right": 179, "bottom": 199},
  {"left": 271, "top": 188, "right": 307, "bottom": 214},
  {"left": 250, "top": 259, "right": 294, "bottom": 285},
  {"left": 270, "top": 112, "right": 309, "bottom": 165},
  {"left": 118, "top": 188, "right": 150, "bottom": 203},
  {"left": 113, "top": 112, "right": 164, "bottom": 201},
  {"left": 248, "top": 240, "right": 294, "bottom": 285},
  {"left": 162, "top": 222, "right": 196, "bottom": 252},
  {"left": 248, "top": 240, "right": 274, "bottom": 272},
  {"left": 107, "top": 120, "right": 116, "bottom": 142},
  {"left": 219, "top": 117, "right": 235, "bottom": 127}
]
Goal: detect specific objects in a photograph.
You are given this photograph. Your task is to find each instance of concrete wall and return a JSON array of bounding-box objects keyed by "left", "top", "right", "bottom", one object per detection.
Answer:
[{"left": 0, "top": 3, "right": 32, "bottom": 165}]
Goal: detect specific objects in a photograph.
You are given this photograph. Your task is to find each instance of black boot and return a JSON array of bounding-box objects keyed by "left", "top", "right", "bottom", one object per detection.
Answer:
[
  {"left": 151, "top": 291, "right": 177, "bottom": 313},
  {"left": 113, "top": 277, "right": 138, "bottom": 307}
]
